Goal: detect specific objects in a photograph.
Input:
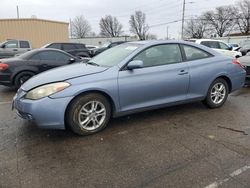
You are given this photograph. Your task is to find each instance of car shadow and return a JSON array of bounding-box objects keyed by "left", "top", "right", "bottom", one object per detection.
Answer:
[{"left": 17, "top": 101, "right": 207, "bottom": 141}]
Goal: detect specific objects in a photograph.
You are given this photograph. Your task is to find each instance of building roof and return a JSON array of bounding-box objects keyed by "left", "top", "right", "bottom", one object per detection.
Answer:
[{"left": 0, "top": 18, "right": 69, "bottom": 25}]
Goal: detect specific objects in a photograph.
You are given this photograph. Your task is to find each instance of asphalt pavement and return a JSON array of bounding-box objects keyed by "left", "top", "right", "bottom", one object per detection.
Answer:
[{"left": 1, "top": 86, "right": 250, "bottom": 188}]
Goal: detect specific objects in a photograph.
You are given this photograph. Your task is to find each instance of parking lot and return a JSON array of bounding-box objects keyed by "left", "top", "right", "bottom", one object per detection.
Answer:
[{"left": 0, "top": 85, "right": 250, "bottom": 188}]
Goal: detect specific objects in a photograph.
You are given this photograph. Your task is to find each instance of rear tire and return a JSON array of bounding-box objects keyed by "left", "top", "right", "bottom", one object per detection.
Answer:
[
  {"left": 66, "top": 93, "right": 111, "bottom": 136},
  {"left": 14, "top": 71, "right": 35, "bottom": 89},
  {"left": 203, "top": 78, "right": 229, "bottom": 108}
]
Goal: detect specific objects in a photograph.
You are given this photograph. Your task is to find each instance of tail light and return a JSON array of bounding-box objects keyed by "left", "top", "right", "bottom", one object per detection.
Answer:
[
  {"left": 0, "top": 63, "right": 9, "bottom": 71},
  {"left": 233, "top": 59, "right": 245, "bottom": 69}
]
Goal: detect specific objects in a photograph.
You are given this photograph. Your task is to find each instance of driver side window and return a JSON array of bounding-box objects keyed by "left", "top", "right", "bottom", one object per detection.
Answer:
[
  {"left": 5, "top": 41, "right": 18, "bottom": 48},
  {"left": 133, "top": 44, "right": 182, "bottom": 67}
]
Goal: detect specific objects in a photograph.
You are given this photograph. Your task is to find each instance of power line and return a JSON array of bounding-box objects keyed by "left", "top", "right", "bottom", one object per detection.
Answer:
[{"left": 149, "top": 19, "right": 182, "bottom": 28}]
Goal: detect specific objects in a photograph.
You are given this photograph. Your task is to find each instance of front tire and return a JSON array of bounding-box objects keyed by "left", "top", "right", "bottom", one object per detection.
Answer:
[
  {"left": 14, "top": 71, "right": 35, "bottom": 89},
  {"left": 203, "top": 78, "right": 229, "bottom": 108},
  {"left": 66, "top": 93, "right": 111, "bottom": 136}
]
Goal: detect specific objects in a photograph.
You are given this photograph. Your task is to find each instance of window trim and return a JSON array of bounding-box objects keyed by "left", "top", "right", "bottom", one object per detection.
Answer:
[
  {"left": 120, "top": 43, "right": 184, "bottom": 71},
  {"left": 180, "top": 44, "right": 214, "bottom": 62}
]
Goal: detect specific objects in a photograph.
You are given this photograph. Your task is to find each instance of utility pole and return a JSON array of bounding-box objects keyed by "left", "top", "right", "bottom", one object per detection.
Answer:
[
  {"left": 16, "top": 5, "right": 19, "bottom": 19},
  {"left": 69, "top": 18, "right": 73, "bottom": 39},
  {"left": 166, "top": 26, "right": 169, "bottom": 40},
  {"left": 181, "top": 0, "right": 186, "bottom": 40}
]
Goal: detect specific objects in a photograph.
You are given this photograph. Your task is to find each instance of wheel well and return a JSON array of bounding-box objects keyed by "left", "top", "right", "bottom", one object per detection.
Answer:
[
  {"left": 64, "top": 90, "right": 116, "bottom": 129},
  {"left": 12, "top": 70, "right": 35, "bottom": 84},
  {"left": 217, "top": 76, "right": 232, "bottom": 93}
]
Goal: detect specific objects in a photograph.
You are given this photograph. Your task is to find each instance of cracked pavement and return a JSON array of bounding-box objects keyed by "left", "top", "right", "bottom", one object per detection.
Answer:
[{"left": 1, "top": 86, "right": 250, "bottom": 188}]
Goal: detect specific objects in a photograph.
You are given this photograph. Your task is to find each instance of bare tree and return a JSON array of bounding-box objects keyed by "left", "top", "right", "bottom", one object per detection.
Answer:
[
  {"left": 184, "top": 16, "right": 208, "bottom": 38},
  {"left": 203, "top": 6, "right": 235, "bottom": 37},
  {"left": 146, "top": 34, "right": 157, "bottom": 40},
  {"left": 235, "top": 0, "right": 250, "bottom": 34},
  {"left": 99, "top": 15, "right": 123, "bottom": 37},
  {"left": 129, "top": 11, "right": 149, "bottom": 40},
  {"left": 71, "top": 15, "right": 91, "bottom": 38}
]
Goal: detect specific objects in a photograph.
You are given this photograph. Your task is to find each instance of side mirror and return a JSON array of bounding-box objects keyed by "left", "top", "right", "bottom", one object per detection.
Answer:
[
  {"left": 69, "top": 58, "right": 75, "bottom": 63},
  {"left": 228, "top": 46, "right": 233, "bottom": 51},
  {"left": 1, "top": 44, "right": 5, "bottom": 48},
  {"left": 127, "top": 60, "right": 143, "bottom": 70}
]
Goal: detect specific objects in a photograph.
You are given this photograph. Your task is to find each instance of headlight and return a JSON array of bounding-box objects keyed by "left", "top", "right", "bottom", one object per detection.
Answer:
[{"left": 25, "top": 82, "right": 70, "bottom": 100}]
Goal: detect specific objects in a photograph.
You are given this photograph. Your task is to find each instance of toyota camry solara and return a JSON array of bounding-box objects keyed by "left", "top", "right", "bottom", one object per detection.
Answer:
[{"left": 13, "top": 40, "right": 246, "bottom": 135}]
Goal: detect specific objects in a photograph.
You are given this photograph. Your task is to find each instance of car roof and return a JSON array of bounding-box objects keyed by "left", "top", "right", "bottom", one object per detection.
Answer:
[
  {"left": 191, "top": 39, "right": 226, "bottom": 43},
  {"left": 19, "top": 48, "right": 75, "bottom": 59},
  {"left": 127, "top": 40, "right": 222, "bottom": 56}
]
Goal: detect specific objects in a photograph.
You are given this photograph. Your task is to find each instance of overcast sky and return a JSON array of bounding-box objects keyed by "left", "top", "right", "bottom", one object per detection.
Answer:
[{"left": 0, "top": 0, "right": 239, "bottom": 39}]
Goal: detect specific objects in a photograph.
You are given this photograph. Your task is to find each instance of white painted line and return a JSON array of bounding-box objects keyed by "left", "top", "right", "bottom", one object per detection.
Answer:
[
  {"left": 204, "top": 164, "right": 250, "bottom": 188},
  {"left": 0, "top": 101, "right": 12, "bottom": 105}
]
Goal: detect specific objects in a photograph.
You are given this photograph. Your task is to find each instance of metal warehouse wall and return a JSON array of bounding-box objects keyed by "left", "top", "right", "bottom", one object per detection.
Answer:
[
  {"left": 70, "top": 36, "right": 138, "bottom": 47},
  {"left": 0, "top": 18, "right": 69, "bottom": 48}
]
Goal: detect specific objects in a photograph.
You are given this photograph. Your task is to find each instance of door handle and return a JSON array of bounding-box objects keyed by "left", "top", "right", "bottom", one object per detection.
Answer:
[
  {"left": 13, "top": 49, "right": 18, "bottom": 51},
  {"left": 178, "top": 70, "right": 188, "bottom": 75}
]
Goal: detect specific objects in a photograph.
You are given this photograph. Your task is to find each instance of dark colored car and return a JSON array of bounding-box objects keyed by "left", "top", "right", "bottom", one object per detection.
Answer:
[
  {"left": 0, "top": 48, "right": 81, "bottom": 88},
  {"left": 43, "top": 42, "right": 91, "bottom": 58},
  {"left": 91, "top": 41, "right": 127, "bottom": 56},
  {"left": 238, "top": 54, "right": 250, "bottom": 85},
  {"left": 236, "top": 40, "right": 250, "bottom": 56}
]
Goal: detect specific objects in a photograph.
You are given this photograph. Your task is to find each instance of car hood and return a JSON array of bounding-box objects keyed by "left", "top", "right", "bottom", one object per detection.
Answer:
[
  {"left": 21, "top": 63, "right": 108, "bottom": 91},
  {"left": 239, "top": 56, "right": 250, "bottom": 66}
]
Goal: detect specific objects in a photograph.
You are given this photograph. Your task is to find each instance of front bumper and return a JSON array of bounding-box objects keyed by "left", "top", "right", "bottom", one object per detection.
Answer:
[
  {"left": 13, "top": 92, "right": 74, "bottom": 130},
  {"left": 0, "top": 72, "right": 12, "bottom": 86},
  {"left": 244, "top": 66, "right": 250, "bottom": 85},
  {"left": 245, "top": 75, "right": 250, "bottom": 85}
]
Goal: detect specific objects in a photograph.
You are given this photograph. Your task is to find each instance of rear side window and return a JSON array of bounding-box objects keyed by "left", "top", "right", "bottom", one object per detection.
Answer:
[
  {"left": 29, "top": 54, "right": 41, "bottom": 60},
  {"left": 38, "top": 51, "right": 59, "bottom": 61},
  {"left": 201, "top": 41, "right": 220, "bottom": 49},
  {"left": 63, "top": 44, "right": 75, "bottom": 50},
  {"left": 39, "top": 51, "right": 71, "bottom": 62},
  {"left": 75, "top": 44, "right": 85, "bottom": 49},
  {"left": 183, "top": 45, "right": 211, "bottom": 61},
  {"left": 56, "top": 52, "right": 71, "bottom": 61},
  {"left": 20, "top": 41, "right": 30, "bottom": 48},
  {"left": 219, "top": 42, "right": 229, "bottom": 50}
]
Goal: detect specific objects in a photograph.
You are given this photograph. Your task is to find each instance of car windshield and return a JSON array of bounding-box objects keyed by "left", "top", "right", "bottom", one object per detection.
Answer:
[{"left": 88, "top": 43, "right": 141, "bottom": 67}]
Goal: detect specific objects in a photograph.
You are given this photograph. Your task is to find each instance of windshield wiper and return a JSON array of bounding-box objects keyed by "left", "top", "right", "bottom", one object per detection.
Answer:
[{"left": 85, "top": 61, "right": 100, "bottom": 66}]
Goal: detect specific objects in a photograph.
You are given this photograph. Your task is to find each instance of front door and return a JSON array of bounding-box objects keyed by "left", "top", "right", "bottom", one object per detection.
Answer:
[{"left": 118, "top": 44, "right": 189, "bottom": 112}]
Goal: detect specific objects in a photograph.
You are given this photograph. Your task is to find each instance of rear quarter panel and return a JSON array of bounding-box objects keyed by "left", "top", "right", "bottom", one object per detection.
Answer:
[{"left": 187, "top": 56, "right": 231, "bottom": 101}]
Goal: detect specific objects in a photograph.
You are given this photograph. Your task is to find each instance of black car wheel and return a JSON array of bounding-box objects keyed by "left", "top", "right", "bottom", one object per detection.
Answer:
[
  {"left": 66, "top": 93, "right": 111, "bottom": 136},
  {"left": 203, "top": 78, "right": 229, "bottom": 108},
  {"left": 14, "top": 71, "right": 35, "bottom": 89}
]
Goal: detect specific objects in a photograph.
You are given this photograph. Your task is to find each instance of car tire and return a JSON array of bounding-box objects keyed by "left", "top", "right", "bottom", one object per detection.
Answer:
[
  {"left": 14, "top": 71, "right": 35, "bottom": 89},
  {"left": 66, "top": 93, "right": 111, "bottom": 136},
  {"left": 203, "top": 78, "right": 229, "bottom": 109}
]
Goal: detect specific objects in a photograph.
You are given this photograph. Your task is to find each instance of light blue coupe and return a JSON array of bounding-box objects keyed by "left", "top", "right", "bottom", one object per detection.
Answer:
[{"left": 13, "top": 40, "right": 246, "bottom": 135}]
